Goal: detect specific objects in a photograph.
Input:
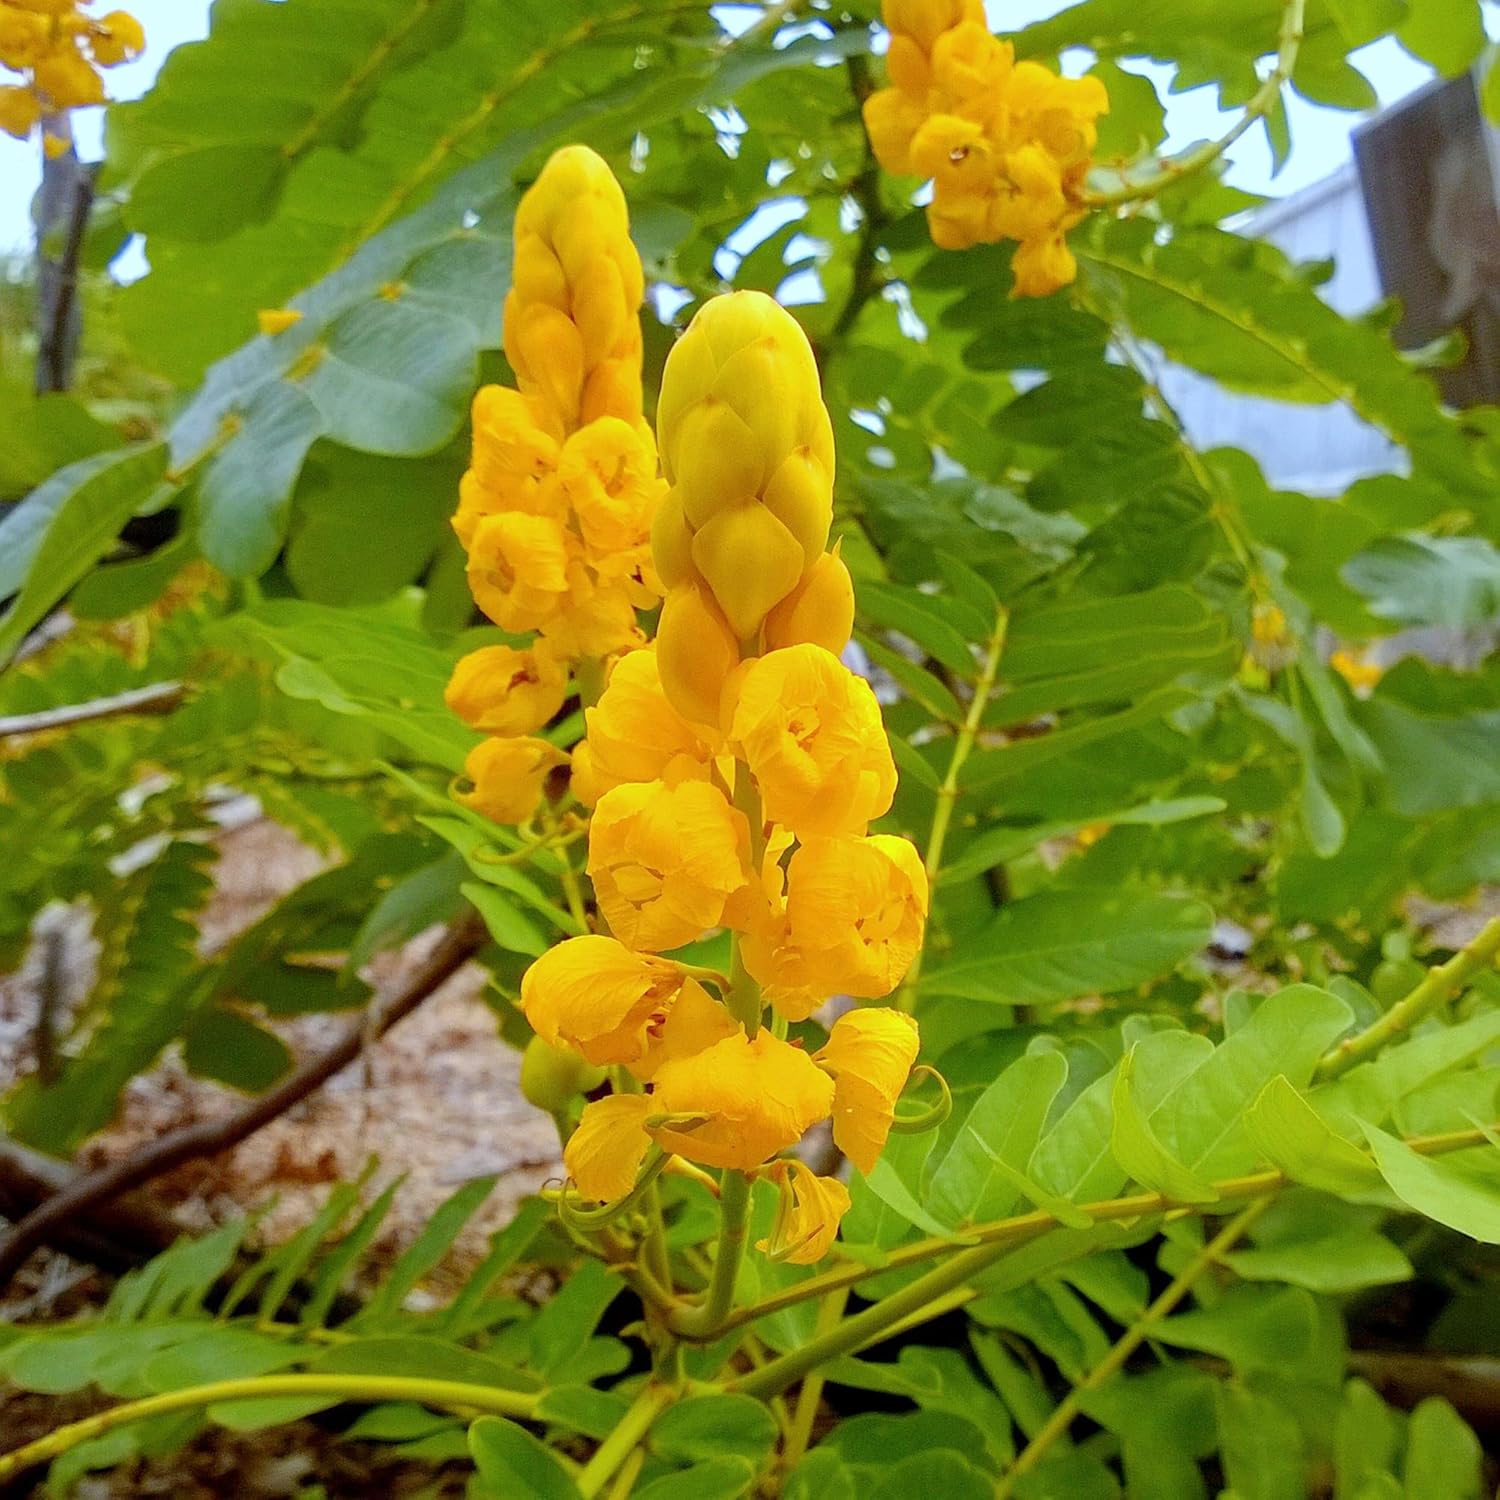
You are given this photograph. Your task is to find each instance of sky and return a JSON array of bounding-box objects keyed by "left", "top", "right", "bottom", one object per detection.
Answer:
[{"left": 0, "top": 1, "right": 1494, "bottom": 257}]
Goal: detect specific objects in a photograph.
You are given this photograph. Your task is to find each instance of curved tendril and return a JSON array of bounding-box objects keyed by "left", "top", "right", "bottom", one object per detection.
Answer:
[
  {"left": 672, "top": 962, "right": 733, "bottom": 994},
  {"left": 888, "top": 1065, "right": 952, "bottom": 1134},
  {"left": 557, "top": 1148, "right": 671, "bottom": 1233}
]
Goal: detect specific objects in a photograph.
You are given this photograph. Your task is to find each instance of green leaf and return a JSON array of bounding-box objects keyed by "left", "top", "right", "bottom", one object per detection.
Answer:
[
  {"left": 861, "top": 1153, "right": 972, "bottom": 1241},
  {"left": 1335, "top": 1378, "right": 1403, "bottom": 1500},
  {"left": 1358, "top": 698, "right": 1500, "bottom": 816},
  {"left": 1215, "top": 1382, "right": 1306, "bottom": 1500},
  {"left": 859, "top": 580, "right": 979, "bottom": 678},
  {"left": 0, "top": 444, "right": 171, "bottom": 665},
  {"left": 922, "top": 890, "right": 1213, "bottom": 1006},
  {"left": 1362, "top": 1121, "right": 1500, "bottom": 1243},
  {"left": 1110, "top": 1046, "right": 1219, "bottom": 1202},
  {"left": 1403, "top": 1397, "right": 1483, "bottom": 1499},
  {"left": 652, "top": 1394, "right": 777, "bottom": 1468},
  {"left": 469, "top": 1416, "right": 581, "bottom": 1500},
  {"left": 634, "top": 1459, "right": 756, "bottom": 1500},
  {"left": 181, "top": 1005, "right": 293, "bottom": 1092},
  {"left": 1397, "top": 0, "right": 1486, "bottom": 74},
  {"left": 927, "top": 1051, "right": 1068, "bottom": 1227},
  {"left": 1343, "top": 536, "right": 1500, "bottom": 630},
  {"left": 462, "top": 882, "right": 548, "bottom": 958},
  {"left": 1226, "top": 1221, "right": 1411, "bottom": 1294},
  {"left": 1244, "top": 1075, "right": 1384, "bottom": 1196}
]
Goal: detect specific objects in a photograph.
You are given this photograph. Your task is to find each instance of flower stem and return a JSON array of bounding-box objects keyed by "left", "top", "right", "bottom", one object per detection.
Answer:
[
  {"left": 781, "top": 1286, "right": 848, "bottom": 1471},
  {"left": 576, "top": 1381, "right": 676, "bottom": 1499},
  {"left": 1083, "top": 0, "right": 1305, "bottom": 208},
  {"left": 897, "top": 603, "right": 1009, "bottom": 1010},
  {"left": 1314, "top": 916, "right": 1500, "bottom": 1082},
  {"left": 669, "top": 1168, "right": 752, "bottom": 1338},
  {"left": 995, "top": 1197, "right": 1272, "bottom": 1495},
  {"left": 0, "top": 1374, "right": 539, "bottom": 1481}
]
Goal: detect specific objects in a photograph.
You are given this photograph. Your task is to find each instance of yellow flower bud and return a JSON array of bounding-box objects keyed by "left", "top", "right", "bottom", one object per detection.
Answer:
[
  {"left": 757, "top": 1159, "right": 852, "bottom": 1264},
  {"left": 883, "top": 0, "right": 986, "bottom": 52},
  {"left": 455, "top": 736, "right": 568, "bottom": 826},
  {"left": 816, "top": 1007, "right": 920, "bottom": 1174},
  {"left": 690, "top": 501, "right": 806, "bottom": 642},
  {"left": 763, "top": 548, "right": 855, "bottom": 655},
  {"left": 444, "top": 642, "right": 566, "bottom": 737},
  {"left": 727, "top": 645, "right": 896, "bottom": 839},
  {"left": 1009, "top": 231, "right": 1077, "bottom": 300},
  {"left": 655, "top": 583, "right": 740, "bottom": 731},
  {"left": 648, "top": 1030, "right": 834, "bottom": 1171},
  {"left": 587, "top": 779, "right": 750, "bottom": 953},
  {"left": 88, "top": 10, "right": 145, "bottom": 66}
]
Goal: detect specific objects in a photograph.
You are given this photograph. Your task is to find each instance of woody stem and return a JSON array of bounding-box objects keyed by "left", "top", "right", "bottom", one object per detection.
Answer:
[{"left": 668, "top": 1168, "right": 752, "bottom": 1338}]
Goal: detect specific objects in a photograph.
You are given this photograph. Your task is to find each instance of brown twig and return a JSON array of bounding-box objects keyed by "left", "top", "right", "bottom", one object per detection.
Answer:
[
  {"left": 0, "top": 910, "right": 487, "bottom": 1290},
  {"left": 0, "top": 682, "right": 186, "bottom": 739}
]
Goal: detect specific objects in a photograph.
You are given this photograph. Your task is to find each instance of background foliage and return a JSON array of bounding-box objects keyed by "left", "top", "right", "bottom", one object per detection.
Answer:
[{"left": 2, "top": 0, "right": 1499, "bottom": 1494}]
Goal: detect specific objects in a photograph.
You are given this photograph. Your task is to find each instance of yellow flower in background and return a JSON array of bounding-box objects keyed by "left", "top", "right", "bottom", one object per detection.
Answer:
[
  {"left": 566, "top": 1094, "right": 655, "bottom": 1202},
  {"left": 0, "top": 82, "right": 39, "bottom": 138},
  {"left": 504, "top": 144, "right": 646, "bottom": 434},
  {"left": 558, "top": 417, "right": 664, "bottom": 573},
  {"left": 0, "top": 1, "right": 141, "bottom": 139},
  {"left": 783, "top": 834, "right": 929, "bottom": 999},
  {"left": 757, "top": 1159, "right": 852, "bottom": 1264},
  {"left": 445, "top": 642, "right": 567, "bottom": 738},
  {"left": 862, "top": 0, "right": 1107, "bottom": 295},
  {"left": 572, "top": 648, "right": 719, "bottom": 806},
  {"left": 648, "top": 1030, "right": 835, "bottom": 1170},
  {"left": 1330, "top": 647, "right": 1384, "bottom": 695},
  {"left": 466, "top": 512, "right": 571, "bottom": 633},
  {"left": 588, "top": 779, "right": 750, "bottom": 953},
  {"left": 521, "top": 935, "right": 687, "bottom": 1069},
  {"left": 456, "top": 735, "right": 567, "bottom": 826},
  {"left": 728, "top": 645, "right": 897, "bottom": 839},
  {"left": 817, "top": 1008, "right": 920, "bottom": 1174},
  {"left": 654, "top": 290, "right": 836, "bottom": 643}
]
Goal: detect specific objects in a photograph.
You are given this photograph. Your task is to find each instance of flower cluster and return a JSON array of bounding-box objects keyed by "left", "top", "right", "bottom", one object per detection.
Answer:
[
  {"left": 445, "top": 146, "right": 665, "bottom": 826},
  {"left": 862, "top": 0, "right": 1107, "bottom": 296},
  {"left": 0, "top": 0, "right": 142, "bottom": 149},
  {"left": 522, "top": 290, "right": 929, "bottom": 1265}
]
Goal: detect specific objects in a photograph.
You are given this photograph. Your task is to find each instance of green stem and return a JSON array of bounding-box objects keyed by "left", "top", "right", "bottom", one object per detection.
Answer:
[
  {"left": 727, "top": 763, "right": 766, "bottom": 1035},
  {"left": 707, "top": 1121, "right": 1498, "bottom": 1344},
  {"left": 897, "top": 604, "right": 1009, "bottom": 1009},
  {"left": 782, "top": 1286, "right": 848, "bottom": 1470},
  {"left": 995, "top": 1197, "right": 1272, "bottom": 1495},
  {"left": 1314, "top": 916, "right": 1500, "bottom": 1082},
  {"left": 576, "top": 1382, "right": 676, "bottom": 1499},
  {"left": 669, "top": 1168, "right": 752, "bottom": 1338},
  {"left": 0, "top": 1374, "right": 539, "bottom": 1481},
  {"left": 1084, "top": 0, "right": 1305, "bottom": 208}
]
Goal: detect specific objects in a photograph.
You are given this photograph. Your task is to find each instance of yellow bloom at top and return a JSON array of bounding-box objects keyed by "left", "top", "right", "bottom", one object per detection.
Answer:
[
  {"left": 862, "top": 0, "right": 1107, "bottom": 295},
  {"left": 587, "top": 779, "right": 750, "bottom": 953},
  {"left": 649, "top": 1029, "right": 835, "bottom": 1170},
  {"left": 728, "top": 645, "right": 897, "bottom": 839},
  {"left": 503, "top": 145, "right": 647, "bottom": 435},
  {"left": 816, "top": 1008, "right": 920, "bottom": 1174}
]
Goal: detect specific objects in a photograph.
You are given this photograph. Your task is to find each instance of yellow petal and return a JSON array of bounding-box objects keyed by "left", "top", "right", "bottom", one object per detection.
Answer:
[
  {"left": 817, "top": 1007, "right": 920, "bottom": 1175},
  {"left": 631, "top": 978, "right": 739, "bottom": 1082},
  {"left": 756, "top": 1160, "right": 852, "bottom": 1264},
  {"left": 690, "top": 502, "right": 805, "bottom": 641},
  {"left": 655, "top": 583, "right": 740, "bottom": 730},
  {"left": 763, "top": 547, "right": 855, "bottom": 655},
  {"left": 257, "top": 308, "right": 303, "bottom": 336},
  {"left": 566, "top": 1094, "right": 655, "bottom": 1202}
]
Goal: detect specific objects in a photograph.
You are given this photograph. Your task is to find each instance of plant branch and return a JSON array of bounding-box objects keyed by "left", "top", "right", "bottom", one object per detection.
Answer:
[
  {"left": 823, "top": 53, "right": 886, "bottom": 352},
  {"left": 0, "top": 911, "right": 488, "bottom": 1291},
  {"left": 0, "top": 1373, "right": 538, "bottom": 1482},
  {"left": 1315, "top": 916, "right": 1500, "bottom": 1082},
  {"left": 669, "top": 1168, "right": 752, "bottom": 1338},
  {"left": 897, "top": 603, "right": 1009, "bottom": 1007},
  {"left": 0, "top": 681, "right": 187, "bottom": 739},
  {"left": 1083, "top": 0, "right": 1306, "bottom": 209},
  {"left": 707, "top": 1122, "right": 1498, "bottom": 1344},
  {"left": 995, "top": 1196, "right": 1273, "bottom": 1494},
  {"left": 575, "top": 1381, "right": 676, "bottom": 1499}
]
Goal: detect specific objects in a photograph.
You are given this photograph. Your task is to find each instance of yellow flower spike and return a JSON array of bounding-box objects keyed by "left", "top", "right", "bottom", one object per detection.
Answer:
[
  {"left": 455, "top": 736, "right": 568, "bottom": 826},
  {"left": 540, "top": 570, "right": 645, "bottom": 660},
  {"left": 566, "top": 1094, "right": 655, "bottom": 1203},
  {"left": 727, "top": 645, "right": 897, "bottom": 839},
  {"left": 648, "top": 1030, "right": 835, "bottom": 1171},
  {"left": 89, "top": 10, "right": 145, "bottom": 66},
  {"left": 655, "top": 583, "right": 741, "bottom": 730},
  {"left": 763, "top": 547, "right": 855, "bottom": 656},
  {"left": 784, "top": 834, "right": 929, "bottom": 999},
  {"left": 653, "top": 291, "right": 835, "bottom": 641},
  {"left": 757, "top": 1160, "right": 852, "bottom": 1265},
  {"left": 444, "top": 642, "right": 566, "bottom": 737},
  {"left": 465, "top": 511, "right": 572, "bottom": 632},
  {"left": 884, "top": 0, "right": 986, "bottom": 52},
  {"left": 575, "top": 647, "right": 719, "bottom": 804},
  {"left": 522, "top": 935, "right": 690, "bottom": 1069},
  {"left": 817, "top": 1008, "right": 921, "bottom": 1175},
  {"left": 504, "top": 303, "right": 586, "bottom": 432},
  {"left": 587, "top": 779, "right": 750, "bottom": 953}
]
